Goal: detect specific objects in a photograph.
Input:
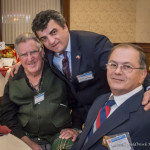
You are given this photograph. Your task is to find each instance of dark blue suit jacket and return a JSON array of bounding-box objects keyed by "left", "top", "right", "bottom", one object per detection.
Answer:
[
  {"left": 44, "top": 30, "right": 113, "bottom": 128},
  {"left": 71, "top": 89, "right": 150, "bottom": 150}
]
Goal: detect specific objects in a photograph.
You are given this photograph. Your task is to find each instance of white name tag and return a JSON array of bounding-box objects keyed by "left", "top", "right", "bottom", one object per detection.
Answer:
[
  {"left": 34, "top": 92, "right": 44, "bottom": 104},
  {"left": 76, "top": 71, "right": 94, "bottom": 83},
  {"left": 106, "top": 133, "right": 133, "bottom": 150}
]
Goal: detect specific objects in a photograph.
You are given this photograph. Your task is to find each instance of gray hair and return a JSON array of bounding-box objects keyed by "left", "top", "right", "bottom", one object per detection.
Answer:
[
  {"left": 15, "top": 32, "right": 43, "bottom": 55},
  {"left": 109, "top": 43, "right": 146, "bottom": 69},
  {"left": 32, "top": 9, "right": 66, "bottom": 38}
]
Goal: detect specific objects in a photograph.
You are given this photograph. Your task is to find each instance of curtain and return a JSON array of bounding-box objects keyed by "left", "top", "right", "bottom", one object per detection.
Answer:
[{"left": 1, "top": 0, "right": 61, "bottom": 44}]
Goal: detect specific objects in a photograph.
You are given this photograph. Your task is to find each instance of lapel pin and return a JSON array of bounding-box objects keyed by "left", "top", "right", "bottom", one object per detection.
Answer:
[{"left": 76, "top": 55, "right": 80, "bottom": 59}]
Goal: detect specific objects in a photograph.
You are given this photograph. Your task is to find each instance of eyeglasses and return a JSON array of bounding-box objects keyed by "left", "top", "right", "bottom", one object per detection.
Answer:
[
  {"left": 106, "top": 62, "right": 145, "bottom": 73},
  {"left": 19, "top": 48, "right": 41, "bottom": 60}
]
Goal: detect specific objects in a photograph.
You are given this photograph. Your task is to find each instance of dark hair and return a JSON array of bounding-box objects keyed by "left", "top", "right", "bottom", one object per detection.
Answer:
[
  {"left": 32, "top": 9, "right": 66, "bottom": 38},
  {"left": 109, "top": 43, "right": 146, "bottom": 68}
]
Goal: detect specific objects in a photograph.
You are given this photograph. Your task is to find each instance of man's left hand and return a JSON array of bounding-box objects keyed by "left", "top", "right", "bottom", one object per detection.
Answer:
[
  {"left": 59, "top": 128, "right": 79, "bottom": 142},
  {"left": 142, "top": 90, "right": 150, "bottom": 111}
]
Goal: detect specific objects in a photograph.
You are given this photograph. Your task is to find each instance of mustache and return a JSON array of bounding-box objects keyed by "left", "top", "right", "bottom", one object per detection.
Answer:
[
  {"left": 27, "top": 60, "right": 36, "bottom": 65},
  {"left": 111, "top": 76, "right": 125, "bottom": 81}
]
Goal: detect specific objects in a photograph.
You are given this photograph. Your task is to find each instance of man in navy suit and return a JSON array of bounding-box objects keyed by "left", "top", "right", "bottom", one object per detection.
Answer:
[
  {"left": 12, "top": 10, "right": 150, "bottom": 141},
  {"left": 71, "top": 43, "right": 150, "bottom": 150},
  {"left": 31, "top": 10, "right": 113, "bottom": 140}
]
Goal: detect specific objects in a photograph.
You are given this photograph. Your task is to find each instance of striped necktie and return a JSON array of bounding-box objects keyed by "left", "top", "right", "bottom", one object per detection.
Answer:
[
  {"left": 62, "top": 51, "right": 71, "bottom": 79},
  {"left": 87, "top": 99, "right": 116, "bottom": 140},
  {"left": 96, "top": 100, "right": 116, "bottom": 128}
]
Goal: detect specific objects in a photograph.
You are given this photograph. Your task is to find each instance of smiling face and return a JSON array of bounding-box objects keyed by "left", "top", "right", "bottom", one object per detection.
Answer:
[
  {"left": 18, "top": 39, "right": 44, "bottom": 76},
  {"left": 36, "top": 19, "right": 69, "bottom": 53},
  {"left": 107, "top": 47, "right": 147, "bottom": 96}
]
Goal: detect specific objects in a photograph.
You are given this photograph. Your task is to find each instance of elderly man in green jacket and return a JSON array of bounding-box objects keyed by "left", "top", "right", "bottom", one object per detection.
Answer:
[{"left": 0, "top": 33, "right": 75, "bottom": 150}]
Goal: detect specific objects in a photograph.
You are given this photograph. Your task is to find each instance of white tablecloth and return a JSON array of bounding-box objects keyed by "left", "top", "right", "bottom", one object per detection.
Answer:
[
  {"left": 0, "top": 68, "right": 10, "bottom": 97},
  {"left": 0, "top": 134, "right": 32, "bottom": 150}
]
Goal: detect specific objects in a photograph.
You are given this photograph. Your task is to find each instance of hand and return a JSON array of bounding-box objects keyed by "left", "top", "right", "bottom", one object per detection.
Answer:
[
  {"left": 59, "top": 128, "right": 79, "bottom": 142},
  {"left": 142, "top": 90, "right": 150, "bottom": 111},
  {"left": 21, "top": 136, "right": 42, "bottom": 150},
  {"left": 9, "top": 62, "right": 21, "bottom": 78}
]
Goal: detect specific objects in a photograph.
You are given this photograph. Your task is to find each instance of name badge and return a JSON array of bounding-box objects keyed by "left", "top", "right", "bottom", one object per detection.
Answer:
[
  {"left": 34, "top": 92, "right": 44, "bottom": 104},
  {"left": 103, "top": 132, "right": 134, "bottom": 150},
  {"left": 76, "top": 71, "right": 94, "bottom": 83}
]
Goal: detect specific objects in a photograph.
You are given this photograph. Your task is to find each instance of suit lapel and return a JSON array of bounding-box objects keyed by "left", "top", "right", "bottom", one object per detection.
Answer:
[
  {"left": 76, "top": 94, "right": 110, "bottom": 150},
  {"left": 70, "top": 31, "right": 81, "bottom": 81},
  {"left": 83, "top": 89, "right": 144, "bottom": 150}
]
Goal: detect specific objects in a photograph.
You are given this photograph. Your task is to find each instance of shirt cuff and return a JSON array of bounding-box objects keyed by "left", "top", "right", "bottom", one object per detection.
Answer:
[
  {"left": 73, "top": 128, "right": 82, "bottom": 134},
  {"left": 146, "top": 86, "right": 150, "bottom": 91}
]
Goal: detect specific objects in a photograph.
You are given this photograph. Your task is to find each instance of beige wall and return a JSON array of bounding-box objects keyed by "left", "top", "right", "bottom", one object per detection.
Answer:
[
  {"left": 70, "top": 0, "right": 150, "bottom": 43},
  {"left": 136, "top": 0, "right": 150, "bottom": 42}
]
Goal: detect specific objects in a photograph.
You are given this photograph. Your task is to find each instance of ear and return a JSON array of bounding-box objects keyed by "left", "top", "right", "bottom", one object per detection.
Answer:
[
  {"left": 64, "top": 24, "right": 69, "bottom": 31},
  {"left": 139, "top": 69, "right": 147, "bottom": 84}
]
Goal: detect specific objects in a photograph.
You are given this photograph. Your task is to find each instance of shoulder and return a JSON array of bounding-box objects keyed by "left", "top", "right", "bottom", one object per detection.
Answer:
[
  {"left": 84, "top": 93, "right": 110, "bottom": 124},
  {"left": 70, "top": 30, "right": 113, "bottom": 51},
  {"left": 137, "top": 106, "right": 150, "bottom": 119},
  {"left": 70, "top": 30, "right": 108, "bottom": 40},
  {"left": 87, "top": 93, "right": 110, "bottom": 115},
  {"left": 131, "top": 107, "right": 150, "bottom": 137},
  {"left": 43, "top": 61, "right": 66, "bottom": 86},
  {"left": 93, "top": 93, "right": 111, "bottom": 106},
  {"left": 9, "top": 65, "right": 25, "bottom": 82}
]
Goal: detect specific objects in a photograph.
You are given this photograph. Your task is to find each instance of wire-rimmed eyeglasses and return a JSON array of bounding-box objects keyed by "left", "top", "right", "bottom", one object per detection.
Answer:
[
  {"left": 106, "top": 62, "right": 146, "bottom": 73},
  {"left": 19, "top": 48, "right": 42, "bottom": 60}
]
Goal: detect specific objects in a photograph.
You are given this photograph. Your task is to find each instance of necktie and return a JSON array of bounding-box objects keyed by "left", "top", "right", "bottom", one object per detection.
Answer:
[
  {"left": 62, "top": 51, "right": 71, "bottom": 79},
  {"left": 87, "top": 99, "right": 116, "bottom": 140},
  {"left": 96, "top": 100, "right": 116, "bottom": 129}
]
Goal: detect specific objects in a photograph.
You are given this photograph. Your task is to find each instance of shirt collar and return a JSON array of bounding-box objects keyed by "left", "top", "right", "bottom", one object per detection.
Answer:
[
  {"left": 110, "top": 85, "right": 143, "bottom": 107},
  {"left": 55, "top": 34, "right": 71, "bottom": 57}
]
